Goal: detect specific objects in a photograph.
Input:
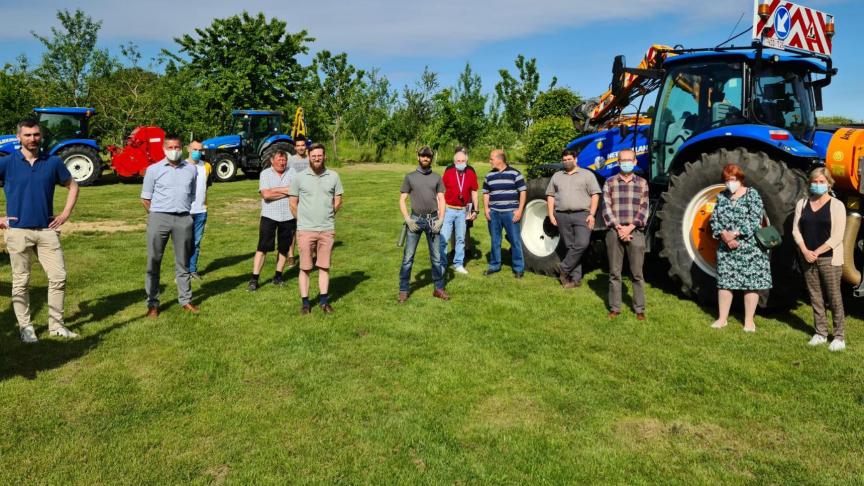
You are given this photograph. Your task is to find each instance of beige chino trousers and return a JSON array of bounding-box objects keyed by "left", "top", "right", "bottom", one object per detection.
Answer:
[{"left": 4, "top": 228, "right": 67, "bottom": 330}]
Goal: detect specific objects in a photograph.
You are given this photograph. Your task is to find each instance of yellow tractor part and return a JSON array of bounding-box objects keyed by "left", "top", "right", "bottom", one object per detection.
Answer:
[
  {"left": 826, "top": 127, "right": 864, "bottom": 192},
  {"left": 291, "top": 107, "right": 307, "bottom": 140},
  {"left": 689, "top": 195, "right": 720, "bottom": 269}
]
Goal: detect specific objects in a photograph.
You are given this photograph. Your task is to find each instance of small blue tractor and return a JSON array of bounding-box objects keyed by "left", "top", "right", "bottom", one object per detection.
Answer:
[
  {"left": 201, "top": 110, "right": 296, "bottom": 182},
  {"left": 0, "top": 107, "right": 103, "bottom": 186},
  {"left": 521, "top": 1, "right": 864, "bottom": 307}
]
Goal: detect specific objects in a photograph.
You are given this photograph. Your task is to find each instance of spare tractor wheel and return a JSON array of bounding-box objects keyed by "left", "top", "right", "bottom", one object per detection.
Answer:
[
  {"left": 59, "top": 146, "right": 102, "bottom": 186},
  {"left": 521, "top": 176, "right": 567, "bottom": 276},
  {"left": 657, "top": 147, "right": 806, "bottom": 309}
]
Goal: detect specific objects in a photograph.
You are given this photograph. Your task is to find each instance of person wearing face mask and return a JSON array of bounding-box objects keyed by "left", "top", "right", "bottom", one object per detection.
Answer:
[
  {"left": 141, "top": 134, "right": 199, "bottom": 318},
  {"left": 601, "top": 149, "right": 649, "bottom": 320},
  {"left": 398, "top": 146, "right": 448, "bottom": 303},
  {"left": 708, "top": 163, "right": 771, "bottom": 332},
  {"left": 187, "top": 140, "right": 211, "bottom": 280},
  {"left": 546, "top": 148, "right": 601, "bottom": 287},
  {"left": 439, "top": 147, "right": 479, "bottom": 275},
  {"left": 792, "top": 168, "right": 847, "bottom": 351}
]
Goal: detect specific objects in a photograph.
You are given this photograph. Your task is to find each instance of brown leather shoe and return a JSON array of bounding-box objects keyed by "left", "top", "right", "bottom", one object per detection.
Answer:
[
  {"left": 320, "top": 304, "right": 334, "bottom": 314},
  {"left": 558, "top": 269, "right": 570, "bottom": 286},
  {"left": 636, "top": 313, "right": 646, "bottom": 321},
  {"left": 182, "top": 304, "right": 200, "bottom": 314},
  {"left": 300, "top": 304, "right": 312, "bottom": 315},
  {"left": 563, "top": 280, "right": 581, "bottom": 289},
  {"left": 608, "top": 311, "right": 620, "bottom": 319},
  {"left": 146, "top": 306, "right": 159, "bottom": 318},
  {"left": 398, "top": 291, "right": 409, "bottom": 303},
  {"left": 432, "top": 288, "right": 450, "bottom": 301}
]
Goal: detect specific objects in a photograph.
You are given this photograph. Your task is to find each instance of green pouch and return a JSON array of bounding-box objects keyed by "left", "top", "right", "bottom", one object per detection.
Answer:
[{"left": 755, "top": 226, "right": 782, "bottom": 250}]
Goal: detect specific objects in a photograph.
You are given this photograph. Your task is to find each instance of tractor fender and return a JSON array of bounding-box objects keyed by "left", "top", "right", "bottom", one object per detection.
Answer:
[
  {"left": 202, "top": 134, "right": 242, "bottom": 150},
  {"left": 259, "top": 135, "right": 294, "bottom": 155},
  {"left": 49, "top": 139, "right": 100, "bottom": 156},
  {"left": 672, "top": 125, "right": 820, "bottom": 175}
]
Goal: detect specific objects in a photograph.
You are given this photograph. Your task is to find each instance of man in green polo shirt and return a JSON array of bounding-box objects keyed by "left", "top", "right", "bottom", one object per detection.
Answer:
[{"left": 289, "top": 143, "right": 344, "bottom": 315}]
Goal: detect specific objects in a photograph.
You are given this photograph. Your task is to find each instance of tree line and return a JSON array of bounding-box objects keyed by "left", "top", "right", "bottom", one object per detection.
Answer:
[{"left": 0, "top": 9, "right": 585, "bottom": 167}]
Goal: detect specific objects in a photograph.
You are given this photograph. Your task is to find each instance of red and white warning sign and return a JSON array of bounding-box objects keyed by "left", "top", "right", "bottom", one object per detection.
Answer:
[{"left": 752, "top": 0, "right": 834, "bottom": 57}]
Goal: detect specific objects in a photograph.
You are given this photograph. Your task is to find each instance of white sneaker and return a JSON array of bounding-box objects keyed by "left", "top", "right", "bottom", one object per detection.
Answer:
[
  {"left": 828, "top": 339, "right": 846, "bottom": 352},
  {"left": 49, "top": 326, "right": 79, "bottom": 339},
  {"left": 20, "top": 326, "right": 38, "bottom": 343},
  {"left": 453, "top": 266, "right": 469, "bottom": 275},
  {"left": 808, "top": 334, "right": 828, "bottom": 346}
]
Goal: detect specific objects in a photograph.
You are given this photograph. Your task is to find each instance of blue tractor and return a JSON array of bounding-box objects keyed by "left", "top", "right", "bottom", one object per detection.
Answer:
[
  {"left": 201, "top": 110, "right": 295, "bottom": 182},
  {"left": 520, "top": 4, "right": 864, "bottom": 307},
  {"left": 0, "top": 107, "right": 103, "bottom": 186}
]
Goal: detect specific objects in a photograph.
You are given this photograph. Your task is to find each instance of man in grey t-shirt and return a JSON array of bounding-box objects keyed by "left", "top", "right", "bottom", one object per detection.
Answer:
[
  {"left": 248, "top": 150, "right": 296, "bottom": 291},
  {"left": 286, "top": 137, "right": 310, "bottom": 267},
  {"left": 398, "top": 146, "right": 448, "bottom": 303},
  {"left": 546, "top": 148, "right": 601, "bottom": 288}
]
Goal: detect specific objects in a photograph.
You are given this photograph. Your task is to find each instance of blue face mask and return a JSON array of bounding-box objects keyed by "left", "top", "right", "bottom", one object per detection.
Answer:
[
  {"left": 455, "top": 163, "right": 467, "bottom": 171},
  {"left": 619, "top": 162, "right": 635, "bottom": 173},
  {"left": 190, "top": 150, "right": 202, "bottom": 162},
  {"left": 810, "top": 183, "right": 829, "bottom": 195}
]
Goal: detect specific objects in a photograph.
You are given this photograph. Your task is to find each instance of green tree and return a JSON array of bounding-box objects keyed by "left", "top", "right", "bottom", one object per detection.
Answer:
[
  {"left": 0, "top": 57, "right": 38, "bottom": 133},
  {"left": 531, "top": 87, "right": 581, "bottom": 121},
  {"left": 524, "top": 116, "right": 577, "bottom": 178},
  {"left": 165, "top": 12, "right": 312, "bottom": 116},
  {"left": 451, "top": 63, "right": 487, "bottom": 150},
  {"left": 309, "top": 50, "right": 366, "bottom": 161},
  {"left": 495, "top": 55, "right": 540, "bottom": 133},
  {"left": 818, "top": 115, "right": 859, "bottom": 125},
  {"left": 395, "top": 67, "right": 439, "bottom": 147},
  {"left": 32, "top": 9, "right": 116, "bottom": 106}
]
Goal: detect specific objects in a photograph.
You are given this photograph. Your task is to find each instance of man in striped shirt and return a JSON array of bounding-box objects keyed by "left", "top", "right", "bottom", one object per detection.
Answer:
[
  {"left": 482, "top": 149, "right": 527, "bottom": 278},
  {"left": 601, "top": 149, "right": 649, "bottom": 320}
]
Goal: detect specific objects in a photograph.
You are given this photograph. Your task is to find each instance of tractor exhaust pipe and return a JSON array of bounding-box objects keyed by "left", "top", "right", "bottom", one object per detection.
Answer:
[{"left": 842, "top": 212, "right": 863, "bottom": 293}]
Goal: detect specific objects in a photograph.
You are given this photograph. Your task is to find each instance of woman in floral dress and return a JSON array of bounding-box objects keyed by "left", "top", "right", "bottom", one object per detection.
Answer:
[{"left": 708, "top": 163, "right": 772, "bottom": 332}]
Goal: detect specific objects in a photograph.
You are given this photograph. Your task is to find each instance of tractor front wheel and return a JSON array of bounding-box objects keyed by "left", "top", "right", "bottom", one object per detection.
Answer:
[
  {"left": 59, "top": 146, "right": 102, "bottom": 186},
  {"left": 657, "top": 148, "right": 806, "bottom": 309},
  {"left": 212, "top": 154, "right": 238, "bottom": 182}
]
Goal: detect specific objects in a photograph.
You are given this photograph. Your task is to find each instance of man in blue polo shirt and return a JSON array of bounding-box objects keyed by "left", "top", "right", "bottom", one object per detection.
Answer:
[
  {"left": 482, "top": 149, "right": 527, "bottom": 278},
  {"left": 0, "top": 119, "right": 80, "bottom": 343}
]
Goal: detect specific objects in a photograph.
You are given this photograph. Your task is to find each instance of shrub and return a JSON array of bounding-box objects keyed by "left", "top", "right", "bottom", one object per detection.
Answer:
[{"left": 524, "top": 116, "right": 577, "bottom": 178}]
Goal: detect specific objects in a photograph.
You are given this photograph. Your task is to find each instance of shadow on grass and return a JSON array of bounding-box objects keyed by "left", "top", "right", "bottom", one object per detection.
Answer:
[
  {"left": 193, "top": 273, "right": 254, "bottom": 306},
  {"left": 328, "top": 271, "right": 370, "bottom": 304},
  {"left": 200, "top": 252, "right": 255, "bottom": 275}
]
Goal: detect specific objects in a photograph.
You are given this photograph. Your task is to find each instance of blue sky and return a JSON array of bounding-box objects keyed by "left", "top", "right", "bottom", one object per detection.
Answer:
[{"left": 1, "top": 0, "right": 861, "bottom": 120}]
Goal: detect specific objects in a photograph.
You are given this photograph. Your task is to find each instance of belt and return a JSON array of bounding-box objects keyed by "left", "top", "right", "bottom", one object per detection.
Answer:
[
  {"left": 156, "top": 211, "right": 190, "bottom": 216},
  {"left": 555, "top": 209, "right": 587, "bottom": 214},
  {"left": 412, "top": 211, "right": 439, "bottom": 218}
]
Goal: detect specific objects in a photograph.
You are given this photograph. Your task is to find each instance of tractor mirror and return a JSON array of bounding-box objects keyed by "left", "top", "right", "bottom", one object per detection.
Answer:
[
  {"left": 813, "top": 85, "right": 824, "bottom": 111},
  {"left": 612, "top": 55, "right": 626, "bottom": 97}
]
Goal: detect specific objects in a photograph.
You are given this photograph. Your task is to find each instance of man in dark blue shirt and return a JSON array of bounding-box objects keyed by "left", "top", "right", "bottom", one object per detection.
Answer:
[{"left": 0, "top": 119, "right": 80, "bottom": 343}]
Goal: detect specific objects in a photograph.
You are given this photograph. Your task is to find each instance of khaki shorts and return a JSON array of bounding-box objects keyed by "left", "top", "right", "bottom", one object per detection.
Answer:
[{"left": 297, "top": 230, "right": 335, "bottom": 270}]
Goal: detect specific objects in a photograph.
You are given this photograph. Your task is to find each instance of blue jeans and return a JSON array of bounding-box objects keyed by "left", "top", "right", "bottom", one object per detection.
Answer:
[
  {"left": 399, "top": 215, "right": 445, "bottom": 292},
  {"left": 487, "top": 210, "right": 524, "bottom": 273},
  {"left": 439, "top": 207, "right": 467, "bottom": 268},
  {"left": 189, "top": 212, "right": 208, "bottom": 273}
]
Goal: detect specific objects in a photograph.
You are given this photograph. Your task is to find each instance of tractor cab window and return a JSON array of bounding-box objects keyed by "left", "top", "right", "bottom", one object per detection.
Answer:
[
  {"left": 250, "top": 116, "right": 277, "bottom": 140},
  {"left": 38, "top": 113, "right": 87, "bottom": 150},
  {"left": 753, "top": 67, "right": 815, "bottom": 140},
  {"left": 651, "top": 62, "right": 744, "bottom": 182}
]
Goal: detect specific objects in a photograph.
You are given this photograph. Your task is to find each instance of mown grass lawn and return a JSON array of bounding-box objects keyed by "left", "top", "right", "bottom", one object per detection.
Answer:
[{"left": 0, "top": 163, "right": 862, "bottom": 484}]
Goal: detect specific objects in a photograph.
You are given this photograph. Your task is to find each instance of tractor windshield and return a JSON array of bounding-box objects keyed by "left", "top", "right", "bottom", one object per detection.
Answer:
[
  {"left": 752, "top": 66, "right": 816, "bottom": 140},
  {"left": 651, "top": 61, "right": 745, "bottom": 181},
  {"left": 38, "top": 113, "right": 87, "bottom": 150}
]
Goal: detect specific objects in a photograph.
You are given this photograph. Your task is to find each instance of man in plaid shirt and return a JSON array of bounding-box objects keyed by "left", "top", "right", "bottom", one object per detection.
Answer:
[{"left": 602, "top": 149, "right": 650, "bottom": 320}]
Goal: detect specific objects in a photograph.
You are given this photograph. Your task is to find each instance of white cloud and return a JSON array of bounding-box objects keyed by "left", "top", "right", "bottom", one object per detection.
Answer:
[{"left": 0, "top": 0, "right": 847, "bottom": 56}]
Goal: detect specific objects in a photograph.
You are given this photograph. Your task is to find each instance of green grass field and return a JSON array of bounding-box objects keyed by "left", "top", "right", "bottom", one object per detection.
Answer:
[{"left": 0, "top": 164, "right": 862, "bottom": 484}]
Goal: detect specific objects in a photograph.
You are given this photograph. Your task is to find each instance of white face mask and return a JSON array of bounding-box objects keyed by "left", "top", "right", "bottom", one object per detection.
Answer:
[
  {"left": 726, "top": 181, "right": 741, "bottom": 193},
  {"left": 455, "top": 162, "right": 467, "bottom": 171},
  {"left": 164, "top": 149, "right": 182, "bottom": 162}
]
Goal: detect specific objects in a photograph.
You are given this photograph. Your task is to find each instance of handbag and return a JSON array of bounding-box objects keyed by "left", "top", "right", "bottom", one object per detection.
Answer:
[{"left": 755, "top": 225, "right": 782, "bottom": 250}]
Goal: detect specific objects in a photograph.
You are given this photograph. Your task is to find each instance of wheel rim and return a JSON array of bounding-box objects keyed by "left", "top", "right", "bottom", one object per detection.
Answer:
[
  {"left": 65, "top": 155, "right": 94, "bottom": 181},
  {"left": 521, "top": 199, "right": 559, "bottom": 258},
  {"left": 682, "top": 184, "right": 725, "bottom": 277},
  {"left": 216, "top": 160, "right": 234, "bottom": 179}
]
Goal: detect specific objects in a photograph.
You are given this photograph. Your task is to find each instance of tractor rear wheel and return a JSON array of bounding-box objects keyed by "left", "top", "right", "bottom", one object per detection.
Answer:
[
  {"left": 212, "top": 153, "right": 238, "bottom": 182},
  {"left": 59, "top": 146, "right": 102, "bottom": 186},
  {"left": 521, "top": 176, "right": 566, "bottom": 275},
  {"left": 657, "top": 148, "right": 806, "bottom": 309}
]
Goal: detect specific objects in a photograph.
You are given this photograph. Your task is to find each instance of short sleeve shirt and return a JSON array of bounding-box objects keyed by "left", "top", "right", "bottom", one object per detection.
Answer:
[
  {"left": 545, "top": 169, "right": 601, "bottom": 212},
  {"left": 483, "top": 165, "right": 527, "bottom": 212},
  {"left": 0, "top": 150, "right": 72, "bottom": 228},
  {"left": 442, "top": 166, "right": 479, "bottom": 207},
  {"left": 141, "top": 160, "right": 198, "bottom": 213},
  {"left": 289, "top": 168, "right": 344, "bottom": 231},
  {"left": 288, "top": 154, "right": 309, "bottom": 173},
  {"left": 259, "top": 166, "right": 295, "bottom": 222},
  {"left": 401, "top": 170, "right": 444, "bottom": 215}
]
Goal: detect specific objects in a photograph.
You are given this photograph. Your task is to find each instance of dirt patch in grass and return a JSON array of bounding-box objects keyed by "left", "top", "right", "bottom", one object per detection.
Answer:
[
  {"left": 613, "top": 417, "right": 738, "bottom": 451},
  {"left": 61, "top": 221, "right": 146, "bottom": 234},
  {"left": 468, "top": 393, "right": 549, "bottom": 431}
]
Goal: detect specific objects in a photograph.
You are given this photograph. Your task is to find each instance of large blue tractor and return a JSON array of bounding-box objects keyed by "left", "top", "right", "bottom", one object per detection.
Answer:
[
  {"left": 520, "top": 3, "right": 864, "bottom": 307},
  {"left": 0, "top": 107, "right": 103, "bottom": 186},
  {"left": 201, "top": 110, "right": 296, "bottom": 182}
]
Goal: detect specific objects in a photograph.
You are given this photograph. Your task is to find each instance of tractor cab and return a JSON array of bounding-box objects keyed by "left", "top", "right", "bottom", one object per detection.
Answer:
[
  {"left": 202, "top": 109, "right": 295, "bottom": 182},
  {"left": 229, "top": 110, "right": 283, "bottom": 157},
  {"left": 34, "top": 107, "right": 95, "bottom": 151}
]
